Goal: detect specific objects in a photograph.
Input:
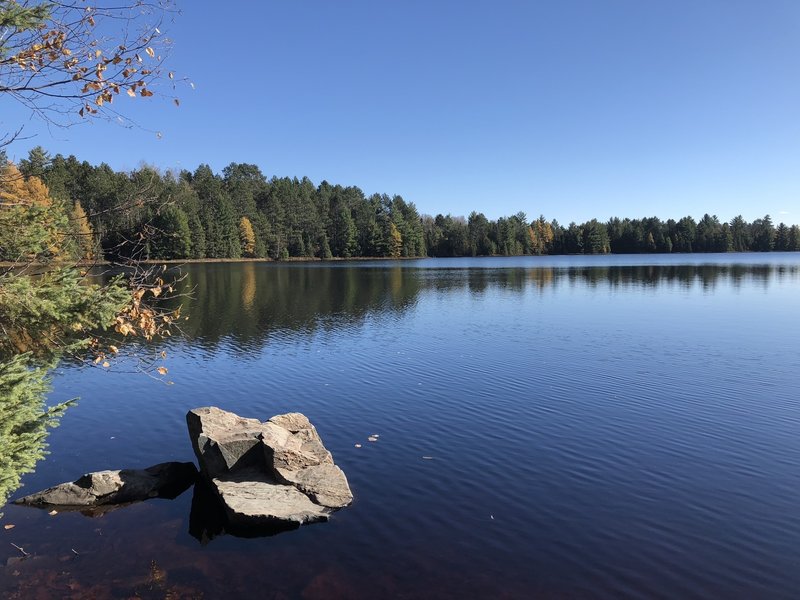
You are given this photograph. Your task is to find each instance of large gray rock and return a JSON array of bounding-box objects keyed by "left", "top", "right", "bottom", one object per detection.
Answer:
[
  {"left": 186, "top": 407, "right": 352, "bottom": 528},
  {"left": 14, "top": 462, "right": 197, "bottom": 508},
  {"left": 186, "top": 407, "right": 266, "bottom": 477}
]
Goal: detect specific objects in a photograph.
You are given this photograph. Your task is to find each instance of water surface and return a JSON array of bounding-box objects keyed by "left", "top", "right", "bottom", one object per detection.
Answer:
[{"left": 2, "top": 254, "right": 800, "bottom": 599}]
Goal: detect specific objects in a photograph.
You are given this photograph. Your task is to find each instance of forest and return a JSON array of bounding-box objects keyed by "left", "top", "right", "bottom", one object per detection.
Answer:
[{"left": 3, "top": 146, "right": 799, "bottom": 264}]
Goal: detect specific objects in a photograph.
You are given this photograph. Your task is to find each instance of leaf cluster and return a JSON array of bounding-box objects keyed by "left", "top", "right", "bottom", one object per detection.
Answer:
[{"left": 0, "top": 0, "right": 181, "bottom": 136}]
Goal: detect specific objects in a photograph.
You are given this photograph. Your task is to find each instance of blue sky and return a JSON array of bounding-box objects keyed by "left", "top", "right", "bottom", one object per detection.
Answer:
[{"left": 3, "top": 0, "right": 799, "bottom": 224}]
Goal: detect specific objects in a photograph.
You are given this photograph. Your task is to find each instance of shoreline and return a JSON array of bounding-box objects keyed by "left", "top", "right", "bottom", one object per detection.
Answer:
[
  {"left": 0, "top": 255, "right": 427, "bottom": 268},
  {"left": 2, "top": 250, "right": 796, "bottom": 269}
]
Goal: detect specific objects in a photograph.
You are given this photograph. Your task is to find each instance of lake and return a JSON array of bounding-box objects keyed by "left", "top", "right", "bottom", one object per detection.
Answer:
[{"left": 2, "top": 254, "right": 800, "bottom": 598}]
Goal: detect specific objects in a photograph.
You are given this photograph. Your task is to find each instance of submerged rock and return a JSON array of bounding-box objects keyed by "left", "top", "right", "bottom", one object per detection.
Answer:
[
  {"left": 187, "top": 407, "right": 352, "bottom": 529},
  {"left": 14, "top": 462, "right": 197, "bottom": 508}
]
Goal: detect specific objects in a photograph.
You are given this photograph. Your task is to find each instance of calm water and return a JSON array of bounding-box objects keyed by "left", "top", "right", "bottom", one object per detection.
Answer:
[{"left": 3, "top": 254, "right": 800, "bottom": 599}]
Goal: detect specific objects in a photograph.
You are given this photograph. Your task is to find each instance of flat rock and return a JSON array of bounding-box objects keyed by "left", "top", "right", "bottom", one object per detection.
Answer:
[
  {"left": 212, "top": 469, "right": 330, "bottom": 527},
  {"left": 14, "top": 462, "right": 197, "bottom": 508}
]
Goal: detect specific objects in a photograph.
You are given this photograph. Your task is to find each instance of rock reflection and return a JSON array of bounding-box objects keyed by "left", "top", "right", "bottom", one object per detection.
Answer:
[{"left": 188, "top": 478, "right": 302, "bottom": 544}]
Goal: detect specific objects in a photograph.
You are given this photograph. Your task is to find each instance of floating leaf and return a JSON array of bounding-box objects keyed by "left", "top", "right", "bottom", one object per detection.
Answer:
[
  {"left": 145, "top": 47, "right": 155, "bottom": 58},
  {"left": 102, "top": 361, "right": 110, "bottom": 368},
  {"left": 157, "top": 366, "right": 168, "bottom": 375},
  {"left": 4, "top": 524, "right": 15, "bottom": 530}
]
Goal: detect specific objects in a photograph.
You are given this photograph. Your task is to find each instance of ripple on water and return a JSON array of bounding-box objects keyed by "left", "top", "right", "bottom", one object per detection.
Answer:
[{"left": 4, "top": 258, "right": 800, "bottom": 598}]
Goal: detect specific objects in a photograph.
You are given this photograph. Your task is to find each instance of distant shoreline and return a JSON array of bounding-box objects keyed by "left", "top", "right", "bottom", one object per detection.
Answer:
[
  {"left": 3, "top": 251, "right": 797, "bottom": 269},
  {"left": 0, "top": 256, "right": 425, "bottom": 268}
]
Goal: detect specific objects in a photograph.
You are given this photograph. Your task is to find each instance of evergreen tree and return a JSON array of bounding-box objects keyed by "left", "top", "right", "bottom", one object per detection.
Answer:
[
  {"left": 788, "top": 225, "right": 800, "bottom": 251},
  {"left": 750, "top": 215, "right": 775, "bottom": 251},
  {"left": 582, "top": 219, "right": 610, "bottom": 254},
  {"left": 468, "top": 211, "right": 492, "bottom": 256},
  {"left": 0, "top": 354, "right": 72, "bottom": 509},
  {"left": 18, "top": 146, "right": 51, "bottom": 179},
  {"left": 730, "top": 215, "right": 750, "bottom": 252},
  {"left": 151, "top": 206, "right": 192, "bottom": 259},
  {"left": 774, "top": 223, "right": 790, "bottom": 251}
]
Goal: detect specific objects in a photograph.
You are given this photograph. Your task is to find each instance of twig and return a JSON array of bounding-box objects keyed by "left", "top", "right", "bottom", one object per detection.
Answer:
[{"left": 10, "top": 542, "right": 30, "bottom": 558}]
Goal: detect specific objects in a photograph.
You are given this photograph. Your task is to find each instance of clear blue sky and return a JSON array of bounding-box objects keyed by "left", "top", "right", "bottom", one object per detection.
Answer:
[{"left": 4, "top": 0, "right": 799, "bottom": 225}]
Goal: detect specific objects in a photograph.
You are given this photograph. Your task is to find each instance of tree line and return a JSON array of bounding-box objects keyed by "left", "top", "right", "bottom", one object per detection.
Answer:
[{"left": 4, "top": 146, "right": 799, "bottom": 263}]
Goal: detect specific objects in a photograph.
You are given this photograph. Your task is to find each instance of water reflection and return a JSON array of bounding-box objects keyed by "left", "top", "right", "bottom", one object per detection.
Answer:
[
  {"left": 3, "top": 260, "right": 795, "bottom": 510},
  {"left": 148, "top": 263, "right": 799, "bottom": 349},
  {"left": 3, "top": 257, "right": 800, "bottom": 598},
  {"left": 161, "top": 264, "right": 423, "bottom": 349}
]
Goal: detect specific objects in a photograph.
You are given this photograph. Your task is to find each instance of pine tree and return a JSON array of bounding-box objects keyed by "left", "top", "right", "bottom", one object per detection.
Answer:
[{"left": 0, "top": 355, "right": 72, "bottom": 510}]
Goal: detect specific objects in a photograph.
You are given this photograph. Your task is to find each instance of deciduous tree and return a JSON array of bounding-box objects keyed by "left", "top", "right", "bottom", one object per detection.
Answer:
[{"left": 239, "top": 216, "right": 256, "bottom": 257}]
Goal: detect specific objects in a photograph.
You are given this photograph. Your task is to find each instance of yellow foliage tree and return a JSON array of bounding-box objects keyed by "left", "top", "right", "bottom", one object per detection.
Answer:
[
  {"left": 389, "top": 222, "right": 403, "bottom": 258},
  {"left": 239, "top": 216, "right": 256, "bottom": 257},
  {"left": 0, "top": 163, "right": 65, "bottom": 260},
  {"left": 528, "top": 216, "right": 554, "bottom": 256},
  {"left": 72, "top": 201, "right": 96, "bottom": 260},
  {"left": 0, "top": 163, "right": 51, "bottom": 207}
]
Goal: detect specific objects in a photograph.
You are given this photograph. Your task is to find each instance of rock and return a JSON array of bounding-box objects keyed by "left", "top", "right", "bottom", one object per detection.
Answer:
[
  {"left": 279, "top": 463, "right": 353, "bottom": 509},
  {"left": 186, "top": 407, "right": 352, "bottom": 530},
  {"left": 213, "top": 468, "right": 330, "bottom": 527},
  {"left": 14, "top": 462, "right": 197, "bottom": 508},
  {"left": 186, "top": 407, "right": 266, "bottom": 478},
  {"left": 268, "top": 412, "right": 313, "bottom": 433}
]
